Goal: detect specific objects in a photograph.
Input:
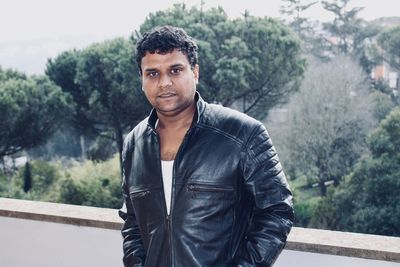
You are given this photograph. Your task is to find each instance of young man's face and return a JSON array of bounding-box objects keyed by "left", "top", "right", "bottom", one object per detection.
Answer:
[{"left": 141, "top": 49, "right": 199, "bottom": 117}]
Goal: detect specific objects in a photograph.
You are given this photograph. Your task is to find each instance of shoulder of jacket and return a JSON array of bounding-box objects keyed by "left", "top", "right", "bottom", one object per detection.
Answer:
[
  {"left": 200, "top": 103, "right": 264, "bottom": 143},
  {"left": 123, "top": 117, "right": 150, "bottom": 151}
]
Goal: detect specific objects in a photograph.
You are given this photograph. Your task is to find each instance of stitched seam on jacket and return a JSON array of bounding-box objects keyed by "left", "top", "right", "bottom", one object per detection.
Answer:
[{"left": 195, "top": 123, "right": 244, "bottom": 147}]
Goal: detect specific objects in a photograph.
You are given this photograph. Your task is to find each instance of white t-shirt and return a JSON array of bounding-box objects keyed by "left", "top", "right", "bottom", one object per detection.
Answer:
[{"left": 161, "top": 160, "right": 174, "bottom": 215}]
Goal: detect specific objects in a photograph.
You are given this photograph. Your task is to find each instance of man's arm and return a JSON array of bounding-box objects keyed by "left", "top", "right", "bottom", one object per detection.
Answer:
[
  {"left": 235, "top": 123, "right": 294, "bottom": 266},
  {"left": 119, "top": 190, "right": 146, "bottom": 266},
  {"left": 119, "top": 137, "right": 146, "bottom": 267}
]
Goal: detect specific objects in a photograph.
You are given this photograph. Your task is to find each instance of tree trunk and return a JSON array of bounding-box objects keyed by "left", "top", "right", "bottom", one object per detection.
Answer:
[
  {"left": 80, "top": 135, "right": 86, "bottom": 161},
  {"left": 319, "top": 180, "right": 327, "bottom": 197},
  {"left": 115, "top": 127, "right": 124, "bottom": 178},
  {"left": 1, "top": 156, "right": 6, "bottom": 176}
]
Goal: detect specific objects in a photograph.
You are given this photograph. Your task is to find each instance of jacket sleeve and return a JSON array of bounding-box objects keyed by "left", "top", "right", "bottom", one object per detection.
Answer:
[
  {"left": 235, "top": 123, "right": 294, "bottom": 267},
  {"left": 118, "top": 137, "right": 146, "bottom": 267}
]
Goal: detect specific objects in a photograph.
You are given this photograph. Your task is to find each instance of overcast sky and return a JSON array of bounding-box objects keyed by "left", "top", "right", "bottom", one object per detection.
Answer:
[{"left": 1, "top": 0, "right": 399, "bottom": 74}]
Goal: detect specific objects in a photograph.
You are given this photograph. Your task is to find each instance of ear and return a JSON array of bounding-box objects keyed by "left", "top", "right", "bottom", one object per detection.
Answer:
[{"left": 193, "top": 64, "right": 199, "bottom": 84}]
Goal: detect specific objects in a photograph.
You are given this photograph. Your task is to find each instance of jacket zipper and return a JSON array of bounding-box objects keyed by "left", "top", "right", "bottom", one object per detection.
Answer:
[
  {"left": 153, "top": 122, "right": 195, "bottom": 267},
  {"left": 169, "top": 127, "right": 194, "bottom": 267},
  {"left": 166, "top": 214, "right": 172, "bottom": 266},
  {"left": 129, "top": 190, "right": 151, "bottom": 199},
  {"left": 187, "top": 184, "right": 234, "bottom": 193},
  {"left": 153, "top": 127, "right": 176, "bottom": 267}
]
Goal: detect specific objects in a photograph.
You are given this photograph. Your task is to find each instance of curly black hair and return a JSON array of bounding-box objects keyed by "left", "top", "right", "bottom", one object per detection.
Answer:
[{"left": 135, "top": 25, "right": 198, "bottom": 75}]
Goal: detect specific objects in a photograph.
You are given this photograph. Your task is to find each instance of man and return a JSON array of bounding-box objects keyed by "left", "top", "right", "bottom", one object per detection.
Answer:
[{"left": 119, "top": 25, "right": 294, "bottom": 267}]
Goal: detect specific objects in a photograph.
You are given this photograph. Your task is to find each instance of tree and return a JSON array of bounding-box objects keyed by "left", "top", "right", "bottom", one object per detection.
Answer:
[
  {"left": 136, "top": 4, "right": 306, "bottom": 119},
  {"left": 378, "top": 26, "right": 400, "bottom": 71},
  {"left": 28, "top": 128, "right": 84, "bottom": 160},
  {"left": 280, "top": 0, "right": 318, "bottom": 41},
  {"left": 313, "top": 107, "right": 400, "bottom": 236},
  {"left": 23, "top": 162, "right": 32, "bottom": 193},
  {"left": 321, "top": 0, "right": 380, "bottom": 73},
  {"left": 280, "top": 0, "right": 333, "bottom": 61},
  {"left": 46, "top": 38, "right": 151, "bottom": 173},
  {"left": 0, "top": 67, "right": 70, "bottom": 157},
  {"left": 57, "top": 155, "right": 122, "bottom": 208},
  {"left": 45, "top": 50, "right": 91, "bottom": 135},
  {"left": 370, "top": 90, "right": 396, "bottom": 121},
  {"left": 284, "top": 56, "right": 374, "bottom": 196},
  {"left": 1, "top": 159, "right": 63, "bottom": 202}
]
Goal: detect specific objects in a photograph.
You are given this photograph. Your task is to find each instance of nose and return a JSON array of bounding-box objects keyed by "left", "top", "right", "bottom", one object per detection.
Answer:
[{"left": 158, "top": 74, "right": 172, "bottom": 89}]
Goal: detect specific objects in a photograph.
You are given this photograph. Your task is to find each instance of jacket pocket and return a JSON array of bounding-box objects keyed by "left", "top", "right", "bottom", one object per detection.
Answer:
[
  {"left": 129, "top": 189, "right": 151, "bottom": 200},
  {"left": 187, "top": 183, "right": 235, "bottom": 200},
  {"left": 187, "top": 184, "right": 234, "bottom": 193}
]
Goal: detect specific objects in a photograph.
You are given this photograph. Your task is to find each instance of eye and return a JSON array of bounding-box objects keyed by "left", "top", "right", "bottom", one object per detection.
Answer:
[
  {"left": 170, "top": 68, "right": 182, "bottom": 75},
  {"left": 147, "top": 71, "right": 158, "bottom": 78}
]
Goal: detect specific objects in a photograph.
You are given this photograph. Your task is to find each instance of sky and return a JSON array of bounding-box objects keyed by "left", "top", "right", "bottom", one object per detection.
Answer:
[{"left": 1, "top": 0, "right": 399, "bottom": 74}]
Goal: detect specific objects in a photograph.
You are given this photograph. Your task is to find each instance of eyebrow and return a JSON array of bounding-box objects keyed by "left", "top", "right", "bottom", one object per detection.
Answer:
[
  {"left": 144, "top": 68, "right": 158, "bottom": 73},
  {"left": 143, "top": 63, "right": 185, "bottom": 73},
  {"left": 170, "top": 64, "right": 185, "bottom": 69}
]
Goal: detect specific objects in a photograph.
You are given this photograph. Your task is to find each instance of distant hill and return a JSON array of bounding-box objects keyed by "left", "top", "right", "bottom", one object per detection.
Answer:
[{"left": 370, "top": 16, "right": 400, "bottom": 29}]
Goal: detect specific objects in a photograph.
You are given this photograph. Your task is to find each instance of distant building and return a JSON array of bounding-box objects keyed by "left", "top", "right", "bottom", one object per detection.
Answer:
[
  {"left": 370, "top": 17, "right": 400, "bottom": 93},
  {"left": 371, "top": 60, "right": 399, "bottom": 91}
]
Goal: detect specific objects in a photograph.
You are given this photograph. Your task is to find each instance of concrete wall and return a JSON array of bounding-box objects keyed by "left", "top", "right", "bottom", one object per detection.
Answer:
[
  {"left": 0, "top": 216, "right": 122, "bottom": 267},
  {"left": 276, "top": 250, "right": 400, "bottom": 267},
  {"left": 1, "top": 198, "right": 399, "bottom": 267}
]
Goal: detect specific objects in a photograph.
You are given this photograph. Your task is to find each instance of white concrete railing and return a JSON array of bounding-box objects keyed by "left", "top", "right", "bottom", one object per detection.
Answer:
[{"left": 0, "top": 197, "right": 399, "bottom": 267}]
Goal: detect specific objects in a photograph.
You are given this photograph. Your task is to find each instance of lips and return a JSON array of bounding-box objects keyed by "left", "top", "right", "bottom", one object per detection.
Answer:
[{"left": 158, "top": 92, "right": 177, "bottom": 98}]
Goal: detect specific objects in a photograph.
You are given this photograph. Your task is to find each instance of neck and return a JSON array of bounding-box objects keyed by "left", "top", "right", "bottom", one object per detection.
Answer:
[{"left": 156, "top": 103, "right": 196, "bottom": 130}]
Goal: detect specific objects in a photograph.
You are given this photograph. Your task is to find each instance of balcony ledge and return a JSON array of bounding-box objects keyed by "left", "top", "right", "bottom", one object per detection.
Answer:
[{"left": 1, "top": 197, "right": 399, "bottom": 263}]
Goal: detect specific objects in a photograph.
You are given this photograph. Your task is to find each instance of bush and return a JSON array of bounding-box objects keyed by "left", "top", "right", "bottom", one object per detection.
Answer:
[
  {"left": 1, "top": 160, "right": 62, "bottom": 202},
  {"left": 57, "top": 154, "right": 122, "bottom": 208},
  {"left": 294, "top": 199, "right": 318, "bottom": 227},
  {"left": 0, "top": 155, "right": 123, "bottom": 209},
  {"left": 309, "top": 108, "right": 400, "bottom": 236}
]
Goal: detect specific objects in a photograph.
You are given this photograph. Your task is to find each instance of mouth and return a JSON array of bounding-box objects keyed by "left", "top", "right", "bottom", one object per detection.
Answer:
[{"left": 158, "top": 92, "right": 177, "bottom": 98}]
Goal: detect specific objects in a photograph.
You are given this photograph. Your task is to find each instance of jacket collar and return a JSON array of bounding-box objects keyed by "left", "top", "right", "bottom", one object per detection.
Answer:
[{"left": 147, "top": 91, "right": 206, "bottom": 130}]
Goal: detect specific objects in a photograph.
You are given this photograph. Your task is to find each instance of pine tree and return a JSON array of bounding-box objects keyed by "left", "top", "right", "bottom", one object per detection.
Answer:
[{"left": 23, "top": 162, "right": 32, "bottom": 193}]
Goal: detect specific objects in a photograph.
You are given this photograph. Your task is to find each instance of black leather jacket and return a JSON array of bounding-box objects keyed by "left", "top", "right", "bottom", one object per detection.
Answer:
[{"left": 119, "top": 93, "right": 294, "bottom": 267}]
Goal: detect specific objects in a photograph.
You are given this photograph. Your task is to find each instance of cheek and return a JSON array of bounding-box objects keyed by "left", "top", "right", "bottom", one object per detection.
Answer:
[
  {"left": 142, "top": 82, "right": 155, "bottom": 96},
  {"left": 142, "top": 87, "right": 155, "bottom": 104}
]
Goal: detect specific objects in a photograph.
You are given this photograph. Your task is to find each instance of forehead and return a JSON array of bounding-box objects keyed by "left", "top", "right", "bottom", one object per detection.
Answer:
[{"left": 141, "top": 49, "right": 190, "bottom": 70}]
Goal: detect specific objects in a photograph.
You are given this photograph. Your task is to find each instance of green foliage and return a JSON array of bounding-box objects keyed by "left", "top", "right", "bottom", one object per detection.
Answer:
[
  {"left": 285, "top": 56, "right": 374, "bottom": 196},
  {"left": 136, "top": 4, "right": 305, "bottom": 119},
  {"left": 87, "top": 136, "right": 116, "bottom": 162},
  {"left": 2, "top": 160, "right": 62, "bottom": 202},
  {"left": 311, "top": 108, "right": 400, "bottom": 236},
  {"left": 283, "top": 170, "right": 320, "bottom": 227},
  {"left": 0, "top": 66, "right": 27, "bottom": 82},
  {"left": 45, "top": 50, "right": 89, "bottom": 133},
  {"left": 309, "top": 191, "right": 336, "bottom": 229},
  {"left": 57, "top": 155, "right": 122, "bottom": 208},
  {"left": 370, "top": 90, "right": 396, "bottom": 122},
  {"left": 378, "top": 26, "right": 400, "bottom": 70},
  {"left": 0, "top": 172, "right": 8, "bottom": 194},
  {"left": 322, "top": 0, "right": 363, "bottom": 55},
  {"left": 46, "top": 38, "right": 150, "bottom": 171},
  {"left": 28, "top": 128, "right": 84, "bottom": 160},
  {"left": 368, "top": 107, "right": 400, "bottom": 157},
  {"left": 279, "top": 0, "right": 326, "bottom": 58},
  {"left": 0, "top": 68, "right": 70, "bottom": 157},
  {"left": 280, "top": 0, "right": 318, "bottom": 35},
  {"left": 321, "top": 0, "right": 380, "bottom": 72},
  {"left": 1, "top": 155, "right": 122, "bottom": 209},
  {"left": 293, "top": 197, "right": 318, "bottom": 227},
  {"left": 23, "top": 162, "right": 32, "bottom": 193}
]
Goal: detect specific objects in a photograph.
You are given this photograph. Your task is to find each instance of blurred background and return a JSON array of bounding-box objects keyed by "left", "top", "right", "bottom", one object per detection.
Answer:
[{"left": 1, "top": 0, "right": 399, "bottom": 238}]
